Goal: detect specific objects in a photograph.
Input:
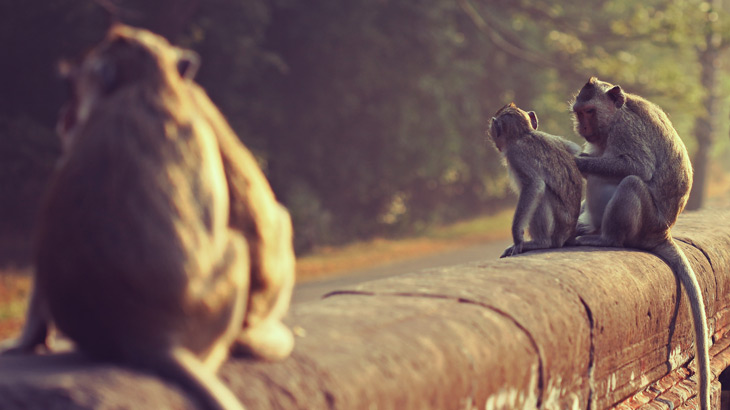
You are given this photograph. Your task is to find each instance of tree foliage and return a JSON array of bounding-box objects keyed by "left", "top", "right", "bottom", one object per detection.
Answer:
[{"left": 1, "top": 0, "right": 728, "bottom": 254}]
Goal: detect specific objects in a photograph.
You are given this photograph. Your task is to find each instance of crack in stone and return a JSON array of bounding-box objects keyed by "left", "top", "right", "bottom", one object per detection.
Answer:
[
  {"left": 322, "top": 289, "right": 547, "bottom": 408},
  {"left": 675, "top": 237, "right": 718, "bottom": 310},
  {"left": 455, "top": 297, "right": 547, "bottom": 408},
  {"left": 323, "top": 290, "right": 376, "bottom": 299},
  {"left": 294, "top": 355, "right": 337, "bottom": 410},
  {"left": 577, "top": 296, "right": 595, "bottom": 410},
  {"left": 675, "top": 237, "right": 714, "bottom": 273}
]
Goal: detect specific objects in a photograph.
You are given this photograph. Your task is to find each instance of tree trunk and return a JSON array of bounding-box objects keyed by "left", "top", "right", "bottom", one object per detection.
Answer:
[{"left": 686, "top": 3, "right": 721, "bottom": 211}]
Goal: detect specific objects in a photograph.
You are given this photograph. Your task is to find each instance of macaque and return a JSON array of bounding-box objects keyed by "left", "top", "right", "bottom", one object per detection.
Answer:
[
  {"left": 488, "top": 103, "right": 582, "bottom": 257},
  {"left": 572, "top": 77, "right": 709, "bottom": 410},
  {"left": 3, "top": 24, "right": 295, "bottom": 410}
]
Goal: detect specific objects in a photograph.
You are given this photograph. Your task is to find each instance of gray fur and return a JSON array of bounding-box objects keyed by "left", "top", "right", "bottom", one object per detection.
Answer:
[
  {"left": 571, "top": 78, "right": 709, "bottom": 410},
  {"left": 488, "top": 103, "right": 583, "bottom": 258}
]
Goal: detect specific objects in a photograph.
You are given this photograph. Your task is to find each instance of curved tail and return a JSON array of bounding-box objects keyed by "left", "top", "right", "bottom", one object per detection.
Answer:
[
  {"left": 145, "top": 347, "right": 245, "bottom": 410},
  {"left": 653, "top": 239, "right": 710, "bottom": 410}
]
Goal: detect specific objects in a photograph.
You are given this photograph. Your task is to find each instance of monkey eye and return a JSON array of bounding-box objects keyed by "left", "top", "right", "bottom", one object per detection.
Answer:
[{"left": 585, "top": 108, "right": 596, "bottom": 114}]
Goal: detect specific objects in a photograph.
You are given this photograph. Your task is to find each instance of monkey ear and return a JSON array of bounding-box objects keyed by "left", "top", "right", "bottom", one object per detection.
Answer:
[
  {"left": 528, "top": 111, "right": 538, "bottom": 130},
  {"left": 607, "top": 85, "right": 626, "bottom": 108},
  {"left": 177, "top": 49, "right": 200, "bottom": 80}
]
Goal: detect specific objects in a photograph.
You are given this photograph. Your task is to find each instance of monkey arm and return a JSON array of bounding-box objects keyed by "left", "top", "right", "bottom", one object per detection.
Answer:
[
  {"left": 187, "top": 85, "right": 295, "bottom": 354},
  {"left": 212, "top": 112, "right": 291, "bottom": 326},
  {"left": 188, "top": 84, "right": 280, "bottom": 240},
  {"left": 561, "top": 139, "right": 583, "bottom": 156},
  {"left": 538, "top": 132, "right": 582, "bottom": 156},
  {"left": 574, "top": 154, "right": 653, "bottom": 181},
  {"left": 511, "top": 177, "right": 546, "bottom": 245},
  {"left": 215, "top": 127, "right": 296, "bottom": 359}
]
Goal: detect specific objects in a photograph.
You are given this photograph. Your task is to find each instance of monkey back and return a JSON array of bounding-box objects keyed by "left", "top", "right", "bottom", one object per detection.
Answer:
[{"left": 34, "top": 25, "right": 240, "bottom": 360}]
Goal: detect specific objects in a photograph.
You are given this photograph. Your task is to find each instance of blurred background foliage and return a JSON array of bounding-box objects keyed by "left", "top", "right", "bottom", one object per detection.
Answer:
[{"left": 1, "top": 0, "right": 729, "bottom": 257}]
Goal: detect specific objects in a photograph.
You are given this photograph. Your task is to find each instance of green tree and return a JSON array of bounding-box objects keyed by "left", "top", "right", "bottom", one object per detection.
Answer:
[
  {"left": 4, "top": 0, "right": 726, "bottom": 257},
  {"left": 253, "top": 1, "right": 541, "bottom": 250},
  {"left": 462, "top": 0, "right": 730, "bottom": 211}
]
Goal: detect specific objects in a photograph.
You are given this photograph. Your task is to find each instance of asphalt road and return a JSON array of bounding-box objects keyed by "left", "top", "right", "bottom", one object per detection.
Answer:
[{"left": 291, "top": 238, "right": 513, "bottom": 304}]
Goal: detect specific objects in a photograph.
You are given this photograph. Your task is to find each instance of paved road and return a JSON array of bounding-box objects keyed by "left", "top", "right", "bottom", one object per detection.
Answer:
[{"left": 292, "top": 238, "right": 512, "bottom": 304}]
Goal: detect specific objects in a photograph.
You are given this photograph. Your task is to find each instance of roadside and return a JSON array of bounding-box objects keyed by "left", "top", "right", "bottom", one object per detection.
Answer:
[
  {"left": 295, "top": 208, "right": 513, "bottom": 282},
  {"left": 0, "top": 208, "right": 513, "bottom": 340},
  {"left": 292, "top": 238, "right": 513, "bottom": 304},
  {"left": 0, "top": 267, "right": 31, "bottom": 341},
  {"left": 1, "top": 166, "right": 727, "bottom": 340}
]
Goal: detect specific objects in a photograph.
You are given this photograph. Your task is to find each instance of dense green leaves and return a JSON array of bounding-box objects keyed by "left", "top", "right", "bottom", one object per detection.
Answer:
[{"left": 1, "top": 0, "right": 728, "bottom": 253}]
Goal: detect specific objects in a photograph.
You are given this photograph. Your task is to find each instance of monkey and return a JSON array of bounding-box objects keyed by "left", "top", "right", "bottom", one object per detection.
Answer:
[
  {"left": 183, "top": 76, "right": 295, "bottom": 362},
  {"left": 2, "top": 24, "right": 296, "bottom": 410},
  {"left": 487, "top": 103, "right": 583, "bottom": 258},
  {"left": 571, "top": 77, "right": 709, "bottom": 410}
]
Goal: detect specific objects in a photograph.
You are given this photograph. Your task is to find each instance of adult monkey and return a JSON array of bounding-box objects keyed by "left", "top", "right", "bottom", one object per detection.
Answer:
[
  {"left": 572, "top": 77, "right": 709, "bottom": 409},
  {"left": 3, "top": 25, "right": 295, "bottom": 409}
]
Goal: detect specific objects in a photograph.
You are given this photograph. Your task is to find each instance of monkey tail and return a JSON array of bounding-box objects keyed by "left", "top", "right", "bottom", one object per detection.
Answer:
[
  {"left": 145, "top": 347, "right": 246, "bottom": 410},
  {"left": 652, "top": 239, "right": 710, "bottom": 410}
]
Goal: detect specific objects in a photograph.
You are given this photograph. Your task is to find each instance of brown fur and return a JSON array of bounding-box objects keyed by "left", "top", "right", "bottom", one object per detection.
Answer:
[
  {"left": 185, "top": 82, "right": 295, "bottom": 360},
  {"left": 3, "top": 24, "right": 295, "bottom": 410}
]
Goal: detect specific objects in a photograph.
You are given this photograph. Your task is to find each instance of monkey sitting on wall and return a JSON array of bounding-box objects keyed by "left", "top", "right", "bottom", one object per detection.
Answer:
[
  {"left": 488, "top": 103, "right": 583, "bottom": 258},
  {"left": 571, "top": 77, "right": 709, "bottom": 410},
  {"left": 2, "top": 24, "right": 296, "bottom": 410}
]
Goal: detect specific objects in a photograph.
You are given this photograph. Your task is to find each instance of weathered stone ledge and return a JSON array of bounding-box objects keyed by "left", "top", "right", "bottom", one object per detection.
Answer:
[{"left": 1, "top": 207, "right": 729, "bottom": 409}]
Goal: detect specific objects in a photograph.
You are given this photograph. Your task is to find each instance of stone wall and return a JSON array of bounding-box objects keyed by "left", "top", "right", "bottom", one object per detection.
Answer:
[{"left": 1, "top": 207, "right": 729, "bottom": 409}]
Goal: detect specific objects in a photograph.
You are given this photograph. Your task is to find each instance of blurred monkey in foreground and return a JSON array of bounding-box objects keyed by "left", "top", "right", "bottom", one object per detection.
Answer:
[
  {"left": 571, "top": 77, "right": 709, "bottom": 410},
  {"left": 488, "top": 103, "right": 583, "bottom": 258},
  {"left": 3, "top": 24, "right": 295, "bottom": 410}
]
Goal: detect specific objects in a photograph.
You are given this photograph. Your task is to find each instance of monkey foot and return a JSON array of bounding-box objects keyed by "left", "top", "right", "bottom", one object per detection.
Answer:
[
  {"left": 231, "top": 321, "right": 294, "bottom": 361},
  {"left": 573, "top": 234, "right": 616, "bottom": 247},
  {"left": 0, "top": 340, "right": 49, "bottom": 356}
]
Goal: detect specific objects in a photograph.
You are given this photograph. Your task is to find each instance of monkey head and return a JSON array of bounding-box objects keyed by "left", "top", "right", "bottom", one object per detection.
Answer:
[
  {"left": 488, "top": 102, "right": 538, "bottom": 152},
  {"left": 571, "top": 77, "right": 626, "bottom": 144},
  {"left": 56, "top": 25, "right": 200, "bottom": 148}
]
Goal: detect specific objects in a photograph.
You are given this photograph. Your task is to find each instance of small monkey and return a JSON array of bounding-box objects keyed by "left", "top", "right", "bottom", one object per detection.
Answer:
[
  {"left": 488, "top": 103, "right": 583, "bottom": 258},
  {"left": 3, "top": 25, "right": 295, "bottom": 410},
  {"left": 571, "top": 77, "right": 709, "bottom": 409}
]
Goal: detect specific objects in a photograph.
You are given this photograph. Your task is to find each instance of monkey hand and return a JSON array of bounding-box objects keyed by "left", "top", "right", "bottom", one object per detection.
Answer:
[
  {"left": 574, "top": 156, "right": 595, "bottom": 177},
  {"left": 500, "top": 242, "right": 524, "bottom": 258}
]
